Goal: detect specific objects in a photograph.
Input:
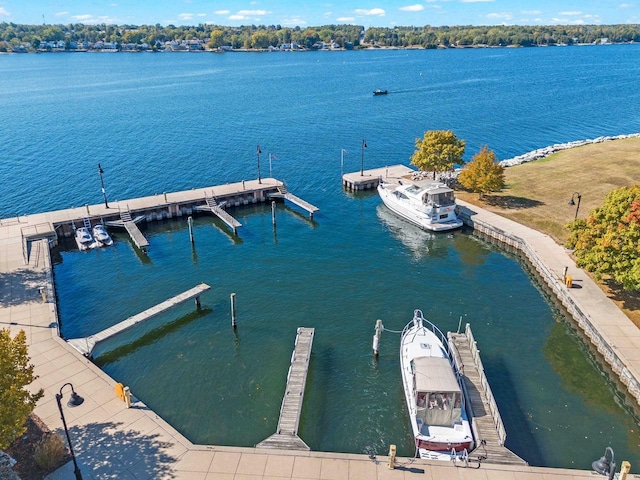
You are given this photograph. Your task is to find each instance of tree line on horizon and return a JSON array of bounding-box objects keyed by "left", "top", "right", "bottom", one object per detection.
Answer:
[{"left": 1, "top": 22, "right": 640, "bottom": 51}]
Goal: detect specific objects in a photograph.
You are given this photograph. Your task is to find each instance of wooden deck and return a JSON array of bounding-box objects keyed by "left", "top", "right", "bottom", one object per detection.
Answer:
[
  {"left": 342, "top": 165, "right": 415, "bottom": 191},
  {"left": 256, "top": 327, "right": 314, "bottom": 451},
  {"left": 268, "top": 186, "right": 319, "bottom": 218},
  {"left": 68, "top": 283, "right": 210, "bottom": 357},
  {"left": 194, "top": 196, "right": 242, "bottom": 234},
  {"left": 448, "top": 326, "right": 527, "bottom": 466}
]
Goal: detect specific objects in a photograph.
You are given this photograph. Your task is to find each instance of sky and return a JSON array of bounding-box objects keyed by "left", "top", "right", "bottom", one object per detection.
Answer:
[{"left": 0, "top": 0, "right": 638, "bottom": 28}]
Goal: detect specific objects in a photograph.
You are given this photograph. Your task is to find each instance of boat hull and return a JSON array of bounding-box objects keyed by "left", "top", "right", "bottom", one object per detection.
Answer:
[
  {"left": 378, "top": 185, "right": 463, "bottom": 232},
  {"left": 416, "top": 438, "right": 473, "bottom": 453}
]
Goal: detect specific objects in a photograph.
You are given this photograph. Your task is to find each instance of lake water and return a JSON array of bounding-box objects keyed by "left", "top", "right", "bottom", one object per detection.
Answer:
[{"left": 2, "top": 45, "right": 640, "bottom": 469}]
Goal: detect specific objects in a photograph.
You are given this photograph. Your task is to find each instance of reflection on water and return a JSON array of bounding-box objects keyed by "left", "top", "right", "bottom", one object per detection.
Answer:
[{"left": 376, "top": 204, "right": 440, "bottom": 261}]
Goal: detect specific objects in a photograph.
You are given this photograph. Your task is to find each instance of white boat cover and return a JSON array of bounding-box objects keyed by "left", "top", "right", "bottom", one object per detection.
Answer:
[{"left": 413, "top": 357, "right": 460, "bottom": 393}]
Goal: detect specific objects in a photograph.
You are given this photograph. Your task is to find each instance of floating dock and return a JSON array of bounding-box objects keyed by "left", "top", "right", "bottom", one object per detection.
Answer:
[
  {"left": 448, "top": 325, "right": 527, "bottom": 466},
  {"left": 68, "top": 283, "right": 210, "bottom": 357},
  {"left": 342, "top": 165, "right": 414, "bottom": 191},
  {"left": 193, "top": 194, "right": 242, "bottom": 234},
  {"left": 268, "top": 185, "right": 319, "bottom": 218},
  {"left": 257, "top": 327, "right": 314, "bottom": 450}
]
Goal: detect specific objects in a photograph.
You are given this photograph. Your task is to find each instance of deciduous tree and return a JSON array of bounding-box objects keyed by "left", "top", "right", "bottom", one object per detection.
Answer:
[
  {"left": 410, "top": 130, "right": 465, "bottom": 177},
  {"left": 566, "top": 185, "right": 640, "bottom": 291},
  {"left": 457, "top": 146, "right": 505, "bottom": 199},
  {"left": 0, "top": 329, "right": 44, "bottom": 450}
]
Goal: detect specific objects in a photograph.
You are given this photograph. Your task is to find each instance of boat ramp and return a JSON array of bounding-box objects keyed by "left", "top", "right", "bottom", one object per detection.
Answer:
[
  {"left": 449, "top": 324, "right": 527, "bottom": 466},
  {"left": 257, "top": 327, "right": 314, "bottom": 451}
]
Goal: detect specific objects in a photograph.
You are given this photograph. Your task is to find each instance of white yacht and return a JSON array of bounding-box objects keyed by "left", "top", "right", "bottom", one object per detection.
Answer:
[
  {"left": 400, "top": 309, "right": 474, "bottom": 460},
  {"left": 74, "top": 227, "right": 97, "bottom": 250},
  {"left": 92, "top": 224, "right": 113, "bottom": 247},
  {"left": 377, "top": 179, "right": 463, "bottom": 232}
]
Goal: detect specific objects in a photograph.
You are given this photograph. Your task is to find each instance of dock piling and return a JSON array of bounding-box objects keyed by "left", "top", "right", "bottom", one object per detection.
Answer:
[
  {"left": 271, "top": 201, "right": 276, "bottom": 227},
  {"left": 373, "top": 319, "right": 383, "bottom": 356},
  {"left": 188, "top": 216, "right": 194, "bottom": 243},
  {"left": 230, "top": 293, "right": 237, "bottom": 328}
]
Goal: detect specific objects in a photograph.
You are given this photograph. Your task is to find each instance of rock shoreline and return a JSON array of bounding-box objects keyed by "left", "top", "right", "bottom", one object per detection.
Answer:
[{"left": 498, "top": 132, "right": 640, "bottom": 167}]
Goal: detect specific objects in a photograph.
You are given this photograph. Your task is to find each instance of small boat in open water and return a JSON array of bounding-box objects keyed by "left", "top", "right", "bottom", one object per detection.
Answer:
[
  {"left": 92, "top": 224, "right": 113, "bottom": 247},
  {"left": 377, "top": 179, "right": 463, "bottom": 232},
  {"left": 400, "top": 309, "right": 474, "bottom": 460},
  {"left": 373, "top": 89, "right": 388, "bottom": 95}
]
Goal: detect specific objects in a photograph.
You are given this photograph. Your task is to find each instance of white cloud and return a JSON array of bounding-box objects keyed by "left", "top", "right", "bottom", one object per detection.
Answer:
[
  {"left": 461, "top": 0, "right": 494, "bottom": 3},
  {"left": 522, "top": 10, "right": 542, "bottom": 15},
  {"left": 400, "top": 4, "right": 424, "bottom": 11},
  {"left": 70, "top": 14, "right": 117, "bottom": 24},
  {"left": 355, "top": 8, "right": 386, "bottom": 16},
  {"left": 567, "top": 19, "right": 585, "bottom": 24},
  {"left": 214, "top": 10, "right": 230, "bottom": 15},
  {"left": 0, "top": 7, "right": 10, "bottom": 17},
  {"left": 229, "top": 15, "right": 246, "bottom": 20},
  {"left": 558, "top": 11, "right": 582, "bottom": 15},
  {"left": 324, "top": 11, "right": 333, "bottom": 17},
  {"left": 619, "top": 2, "right": 633, "bottom": 6},
  {"left": 237, "top": 9, "right": 268, "bottom": 15},
  {"left": 337, "top": 16, "right": 355, "bottom": 21},
  {"left": 55, "top": 11, "right": 68, "bottom": 17},
  {"left": 179, "top": 13, "right": 194, "bottom": 20},
  {"left": 487, "top": 12, "right": 513, "bottom": 20},
  {"left": 71, "top": 14, "right": 93, "bottom": 21},
  {"left": 197, "top": 13, "right": 207, "bottom": 17},
  {"left": 281, "top": 17, "right": 307, "bottom": 25},
  {"left": 109, "top": 3, "right": 118, "bottom": 7}
]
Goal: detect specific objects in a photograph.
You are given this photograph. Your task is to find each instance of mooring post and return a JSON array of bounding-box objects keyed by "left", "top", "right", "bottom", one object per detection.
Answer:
[
  {"left": 163, "top": 192, "right": 167, "bottom": 202},
  {"left": 195, "top": 295, "right": 201, "bottom": 309},
  {"left": 562, "top": 266, "right": 568, "bottom": 283},
  {"left": 373, "top": 319, "right": 383, "bottom": 356},
  {"left": 85, "top": 204, "right": 90, "bottom": 215},
  {"left": 188, "top": 216, "right": 194, "bottom": 243},
  {"left": 271, "top": 201, "right": 276, "bottom": 227},
  {"left": 230, "top": 293, "right": 237, "bottom": 328}
]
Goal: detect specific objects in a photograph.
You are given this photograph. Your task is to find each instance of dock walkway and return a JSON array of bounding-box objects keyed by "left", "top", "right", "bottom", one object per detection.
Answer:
[
  {"left": 194, "top": 196, "right": 242, "bottom": 234},
  {"left": 68, "top": 283, "right": 210, "bottom": 356},
  {"left": 449, "top": 327, "right": 527, "bottom": 466},
  {"left": 257, "top": 327, "right": 314, "bottom": 450},
  {"left": 269, "top": 186, "right": 319, "bottom": 218}
]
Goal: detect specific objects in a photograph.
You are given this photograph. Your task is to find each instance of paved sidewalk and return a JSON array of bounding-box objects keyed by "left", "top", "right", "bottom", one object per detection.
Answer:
[{"left": 0, "top": 199, "right": 632, "bottom": 479}]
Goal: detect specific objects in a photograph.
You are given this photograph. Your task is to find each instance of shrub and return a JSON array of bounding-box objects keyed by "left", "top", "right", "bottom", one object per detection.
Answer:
[{"left": 33, "top": 433, "right": 67, "bottom": 470}]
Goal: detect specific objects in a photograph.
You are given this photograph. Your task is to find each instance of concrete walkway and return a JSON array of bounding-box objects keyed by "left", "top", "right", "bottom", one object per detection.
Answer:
[{"left": 0, "top": 196, "right": 634, "bottom": 479}]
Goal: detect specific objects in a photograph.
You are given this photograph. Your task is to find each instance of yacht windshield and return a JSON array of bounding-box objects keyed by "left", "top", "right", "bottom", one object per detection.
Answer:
[
  {"left": 416, "top": 391, "right": 461, "bottom": 427},
  {"left": 425, "top": 191, "right": 455, "bottom": 207}
]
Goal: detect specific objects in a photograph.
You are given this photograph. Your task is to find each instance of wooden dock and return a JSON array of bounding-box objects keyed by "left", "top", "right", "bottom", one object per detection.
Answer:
[
  {"left": 194, "top": 195, "right": 242, "bottom": 234},
  {"left": 448, "top": 325, "right": 527, "bottom": 466},
  {"left": 269, "top": 186, "right": 319, "bottom": 219},
  {"left": 257, "top": 327, "right": 314, "bottom": 451},
  {"left": 68, "top": 283, "right": 210, "bottom": 357}
]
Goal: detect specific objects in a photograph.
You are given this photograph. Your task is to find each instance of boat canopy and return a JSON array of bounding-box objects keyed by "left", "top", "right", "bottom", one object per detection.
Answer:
[{"left": 412, "top": 357, "right": 460, "bottom": 393}]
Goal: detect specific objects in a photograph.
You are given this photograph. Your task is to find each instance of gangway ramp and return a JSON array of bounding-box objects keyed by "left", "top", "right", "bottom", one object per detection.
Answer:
[
  {"left": 448, "top": 325, "right": 527, "bottom": 466},
  {"left": 68, "top": 283, "right": 210, "bottom": 357},
  {"left": 194, "top": 195, "right": 242, "bottom": 234},
  {"left": 269, "top": 185, "right": 319, "bottom": 219},
  {"left": 257, "top": 327, "right": 314, "bottom": 451}
]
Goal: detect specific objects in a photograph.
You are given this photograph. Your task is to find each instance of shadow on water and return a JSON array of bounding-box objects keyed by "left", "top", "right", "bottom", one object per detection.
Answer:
[
  {"left": 283, "top": 204, "right": 319, "bottom": 228},
  {"left": 210, "top": 220, "right": 243, "bottom": 245},
  {"left": 482, "top": 355, "right": 544, "bottom": 466},
  {"left": 111, "top": 231, "right": 152, "bottom": 265},
  {"left": 94, "top": 307, "right": 212, "bottom": 367}
]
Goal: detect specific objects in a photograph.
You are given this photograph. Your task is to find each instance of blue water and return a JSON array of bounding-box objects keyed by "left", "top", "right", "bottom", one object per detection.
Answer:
[{"left": 2, "top": 46, "right": 640, "bottom": 469}]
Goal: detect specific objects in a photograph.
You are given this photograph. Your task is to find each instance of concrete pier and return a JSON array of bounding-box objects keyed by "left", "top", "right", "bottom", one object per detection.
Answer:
[{"left": 342, "top": 164, "right": 414, "bottom": 191}]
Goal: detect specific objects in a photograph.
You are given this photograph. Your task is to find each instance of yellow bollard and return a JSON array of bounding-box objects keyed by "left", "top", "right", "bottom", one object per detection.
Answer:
[
  {"left": 620, "top": 461, "right": 631, "bottom": 480},
  {"left": 388, "top": 444, "right": 396, "bottom": 469},
  {"left": 565, "top": 274, "right": 573, "bottom": 288},
  {"left": 123, "top": 386, "right": 132, "bottom": 408}
]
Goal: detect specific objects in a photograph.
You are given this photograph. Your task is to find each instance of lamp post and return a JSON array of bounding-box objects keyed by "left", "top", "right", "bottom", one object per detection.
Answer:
[
  {"left": 98, "top": 163, "right": 109, "bottom": 208},
  {"left": 256, "top": 145, "right": 262, "bottom": 184},
  {"left": 592, "top": 447, "right": 616, "bottom": 480},
  {"left": 568, "top": 191, "right": 582, "bottom": 220},
  {"left": 55, "top": 383, "right": 84, "bottom": 480},
  {"left": 360, "top": 139, "right": 367, "bottom": 176}
]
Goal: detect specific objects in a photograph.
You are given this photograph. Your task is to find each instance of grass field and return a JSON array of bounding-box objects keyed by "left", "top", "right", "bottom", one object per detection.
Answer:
[{"left": 455, "top": 136, "right": 640, "bottom": 324}]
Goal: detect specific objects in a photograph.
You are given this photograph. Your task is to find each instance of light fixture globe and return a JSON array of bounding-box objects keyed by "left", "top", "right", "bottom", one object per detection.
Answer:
[
  {"left": 592, "top": 447, "right": 615, "bottom": 480},
  {"left": 67, "top": 391, "right": 85, "bottom": 408}
]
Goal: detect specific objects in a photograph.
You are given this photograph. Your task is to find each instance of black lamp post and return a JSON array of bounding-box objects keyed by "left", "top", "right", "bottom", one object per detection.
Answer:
[
  {"left": 98, "top": 163, "right": 109, "bottom": 208},
  {"left": 256, "top": 145, "right": 262, "bottom": 184},
  {"left": 568, "top": 191, "right": 582, "bottom": 220},
  {"left": 56, "top": 383, "right": 84, "bottom": 480},
  {"left": 360, "top": 139, "right": 367, "bottom": 176},
  {"left": 592, "top": 447, "right": 616, "bottom": 480}
]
